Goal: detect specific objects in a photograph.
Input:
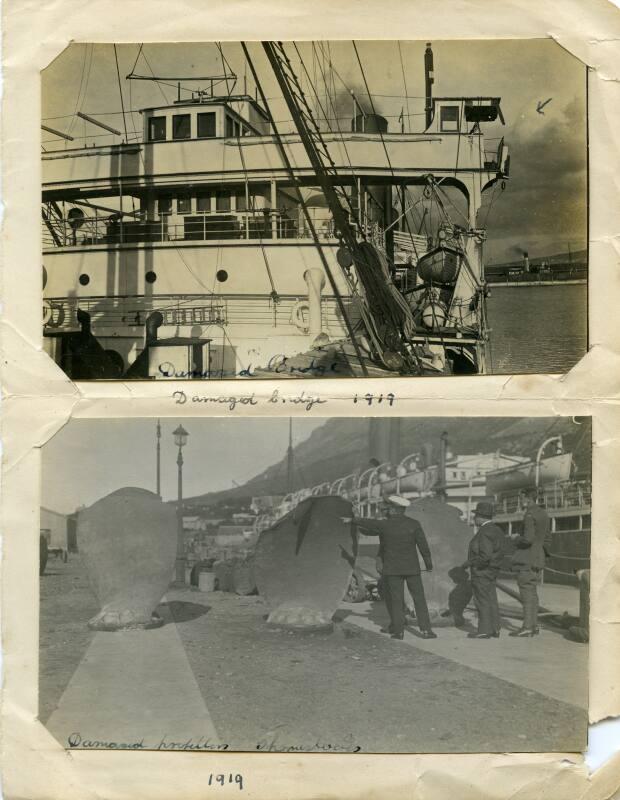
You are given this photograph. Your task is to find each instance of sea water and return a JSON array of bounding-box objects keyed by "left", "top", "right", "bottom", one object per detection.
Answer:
[{"left": 487, "top": 284, "right": 587, "bottom": 374}]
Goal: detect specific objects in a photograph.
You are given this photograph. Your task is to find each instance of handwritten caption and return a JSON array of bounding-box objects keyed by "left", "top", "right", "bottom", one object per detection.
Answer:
[
  {"left": 353, "top": 392, "right": 395, "bottom": 406},
  {"left": 171, "top": 390, "right": 396, "bottom": 412},
  {"left": 172, "top": 388, "right": 325, "bottom": 412},
  {"left": 159, "top": 353, "right": 342, "bottom": 380},
  {"left": 67, "top": 731, "right": 363, "bottom": 766}
]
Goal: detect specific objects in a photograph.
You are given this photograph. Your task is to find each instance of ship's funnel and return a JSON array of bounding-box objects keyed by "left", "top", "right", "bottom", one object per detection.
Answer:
[
  {"left": 523, "top": 251, "right": 530, "bottom": 273},
  {"left": 351, "top": 113, "right": 388, "bottom": 134}
]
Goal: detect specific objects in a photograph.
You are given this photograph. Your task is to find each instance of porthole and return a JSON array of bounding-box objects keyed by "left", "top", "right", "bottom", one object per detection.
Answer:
[
  {"left": 145, "top": 271, "right": 157, "bottom": 284},
  {"left": 216, "top": 269, "right": 228, "bottom": 283},
  {"left": 79, "top": 274, "right": 90, "bottom": 286}
]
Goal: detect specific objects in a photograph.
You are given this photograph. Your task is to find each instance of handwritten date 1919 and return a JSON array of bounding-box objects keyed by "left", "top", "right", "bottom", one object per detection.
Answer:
[
  {"left": 353, "top": 393, "right": 395, "bottom": 407},
  {"left": 208, "top": 773, "right": 243, "bottom": 790}
]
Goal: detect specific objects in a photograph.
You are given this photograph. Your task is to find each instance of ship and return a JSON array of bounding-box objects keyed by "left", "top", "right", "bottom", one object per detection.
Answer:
[
  {"left": 253, "top": 428, "right": 590, "bottom": 587},
  {"left": 41, "top": 41, "right": 510, "bottom": 380}
]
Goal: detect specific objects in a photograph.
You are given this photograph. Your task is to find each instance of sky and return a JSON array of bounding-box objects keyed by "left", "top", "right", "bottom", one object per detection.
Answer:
[
  {"left": 41, "top": 417, "right": 326, "bottom": 514},
  {"left": 42, "top": 39, "right": 587, "bottom": 263}
]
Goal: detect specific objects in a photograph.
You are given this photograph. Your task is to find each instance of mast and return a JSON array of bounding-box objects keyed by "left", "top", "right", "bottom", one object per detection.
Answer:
[
  {"left": 438, "top": 431, "right": 448, "bottom": 491},
  {"left": 286, "top": 419, "right": 294, "bottom": 493}
]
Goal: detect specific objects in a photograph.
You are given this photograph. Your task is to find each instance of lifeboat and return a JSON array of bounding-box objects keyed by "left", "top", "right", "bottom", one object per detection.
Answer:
[
  {"left": 486, "top": 453, "right": 573, "bottom": 495},
  {"left": 417, "top": 243, "right": 463, "bottom": 285}
]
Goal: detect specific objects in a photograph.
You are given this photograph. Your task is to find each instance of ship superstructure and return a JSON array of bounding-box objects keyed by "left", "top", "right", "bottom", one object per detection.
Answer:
[
  {"left": 42, "top": 42, "right": 509, "bottom": 379},
  {"left": 253, "top": 429, "right": 590, "bottom": 586}
]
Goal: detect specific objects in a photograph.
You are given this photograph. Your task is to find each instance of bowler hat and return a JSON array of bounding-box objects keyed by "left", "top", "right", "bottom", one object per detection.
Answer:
[{"left": 474, "top": 501, "right": 494, "bottom": 519}]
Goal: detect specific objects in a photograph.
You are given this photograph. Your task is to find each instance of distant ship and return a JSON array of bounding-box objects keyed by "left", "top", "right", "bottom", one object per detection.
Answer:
[{"left": 42, "top": 41, "right": 509, "bottom": 380}]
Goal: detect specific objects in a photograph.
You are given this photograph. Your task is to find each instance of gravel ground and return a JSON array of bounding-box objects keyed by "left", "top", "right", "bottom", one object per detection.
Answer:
[
  {"left": 169, "top": 590, "right": 586, "bottom": 753},
  {"left": 39, "top": 558, "right": 587, "bottom": 753}
]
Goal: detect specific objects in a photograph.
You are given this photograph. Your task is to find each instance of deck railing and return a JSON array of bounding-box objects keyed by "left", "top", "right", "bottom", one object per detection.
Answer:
[
  {"left": 496, "top": 480, "right": 592, "bottom": 515},
  {"left": 40, "top": 209, "right": 394, "bottom": 250},
  {"left": 42, "top": 212, "right": 320, "bottom": 248}
]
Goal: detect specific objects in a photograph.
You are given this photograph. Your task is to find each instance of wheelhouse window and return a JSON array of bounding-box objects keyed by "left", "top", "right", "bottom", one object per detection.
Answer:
[
  {"left": 172, "top": 114, "right": 191, "bottom": 140},
  {"left": 148, "top": 116, "right": 166, "bottom": 142},
  {"left": 158, "top": 196, "right": 172, "bottom": 215},
  {"left": 197, "top": 191, "right": 212, "bottom": 213},
  {"left": 440, "top": 105, "right": 460, "bottom": 132},
  {"left": 197, "top": 112, "right": 217, "bottom": 138},
  {"left": 177, "top": 194, "right": 192, "bottom": 214},
  {"left": 215, "top": 190, "right": 231, "bottom": 212},
  {"left": 226, "top": 115, "right": 241, "bottom": 137},
  {"left": 235, "top": 190, "right": 248, "bottom": 212}
]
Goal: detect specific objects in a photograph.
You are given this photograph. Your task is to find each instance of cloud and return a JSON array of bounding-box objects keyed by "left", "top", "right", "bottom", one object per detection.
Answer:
[{"left": 482, "top": 96, "right": 587, "bottom": 261}]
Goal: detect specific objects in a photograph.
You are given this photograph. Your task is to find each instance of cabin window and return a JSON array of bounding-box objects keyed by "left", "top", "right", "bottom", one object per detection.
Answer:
[
  {"left": 172, "top": 114, "right": 191, "bottom": 140},
  {"left": 148, "top": 116, "right": 166, "bottom": 142},
  {"left": 177, "top": 194, "right": 192, "bottom": 214},
  {"left": 440, "top": 106, "right": 460, "bottom": 132},
  {"left": 235, "top": 190, "right": 248, "bottom": 211},
  {"left": 225, "top": 115, "right": 234, "bottom": 138},
  {"left": 215, "top": 190, "right": 231, "bottom": 212},
  {"left": 158, "top": 195, "right": 172, "bottom": 215},
  {"left": 197, "top": 112, "right": 217, "bottom": 138},
  {"left": 197, "top": 191, "right": 212, "bottom": 212}
]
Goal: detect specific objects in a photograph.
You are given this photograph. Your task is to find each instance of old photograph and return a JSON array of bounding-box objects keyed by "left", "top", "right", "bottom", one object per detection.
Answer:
[
  {"left": 41, "top": 40, "right": 587, "bottom": 381},
  {"left": 39, "top": 415, "right": 591, "bottom": 753}
]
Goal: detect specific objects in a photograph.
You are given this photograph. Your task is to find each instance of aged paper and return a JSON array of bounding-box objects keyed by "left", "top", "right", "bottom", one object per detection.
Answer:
[{"left": 2, "top": 0, "right": 620, "bottom": 798}]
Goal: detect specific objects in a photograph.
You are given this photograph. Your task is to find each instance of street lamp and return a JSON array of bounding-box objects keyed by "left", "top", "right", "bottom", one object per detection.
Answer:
[
  {"left": 156, "top": 419, "right": 161, "bottom": 497},
  {"left": 173, "top": 424, "right": 189, "bottom": 586}
]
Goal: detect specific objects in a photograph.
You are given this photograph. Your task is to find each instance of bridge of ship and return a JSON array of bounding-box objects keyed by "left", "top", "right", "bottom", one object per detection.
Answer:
[{"left": 42, "top": 95, "right": 508, "bottom": 251}]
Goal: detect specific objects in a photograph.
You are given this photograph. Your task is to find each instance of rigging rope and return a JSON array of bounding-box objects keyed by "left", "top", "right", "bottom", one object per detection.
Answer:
[
  {"left": 215, "top": 42, "right": 236, "bottom": 96},
  {"left": 68, "top": 43, "right": 94, "bottom": 136},
  {"left": 242, "top": 41, "right": 370, "bottom": 376},
  {"left": 130, "top": 43, "right": 144, "bottom": 76},
  {"left": 397, "top": 42, "right": 411, "bottom": 134},
  {"left": 113, "top": 45, "right": 129, "bottom": 146},
  {"left": 233, "top": 131, "right": 279, "bottom": 301},
  {"left": 350, "top": 41, "right": 426, "bottom": 352},
  {"left": 264, "top": 41, "right": 425, "bottom": 371}
]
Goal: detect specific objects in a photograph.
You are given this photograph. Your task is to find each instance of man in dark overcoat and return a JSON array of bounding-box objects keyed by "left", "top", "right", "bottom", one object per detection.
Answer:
[
  {"left": 463, "top": 501, "right": 504, "bottom": 639},
  {"left": 345, "top": 495, "right": 437, "bottom": 640},
  {"left": 508, "top": 488, "right": 551, "bottom": 637}
]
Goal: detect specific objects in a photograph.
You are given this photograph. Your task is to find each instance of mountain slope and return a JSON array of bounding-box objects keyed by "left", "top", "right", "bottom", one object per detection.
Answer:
[{"left": 184, "top": 416, "right": 591, "bottom": 508}]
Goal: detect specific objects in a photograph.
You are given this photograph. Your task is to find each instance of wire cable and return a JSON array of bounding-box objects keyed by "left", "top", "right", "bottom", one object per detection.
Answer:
[
  {"left": 113, "top": 45, "right": 129, "bottom": 145},
  {"left": 244, "top": 41, "right": 370, "bottom": 376}
]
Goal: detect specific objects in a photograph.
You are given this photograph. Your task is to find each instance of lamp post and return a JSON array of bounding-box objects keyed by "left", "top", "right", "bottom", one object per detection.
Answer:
[
  {"left": 173, "top": 424, "right": 189, "bottom": 586},
  {"left": 156, "top": 419, "right": 161, "bottom": 498}
]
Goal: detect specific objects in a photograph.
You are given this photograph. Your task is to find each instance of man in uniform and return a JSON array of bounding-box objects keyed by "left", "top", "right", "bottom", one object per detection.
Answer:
[
  {"left": 344, "top": 495, "right": 437, "bottom": 640},
  {"left": 508, "top": 488, "right": 551, "bottom": 637},
  {"left": 463, "top": 501, "right": 504, "bottom": 639}
]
